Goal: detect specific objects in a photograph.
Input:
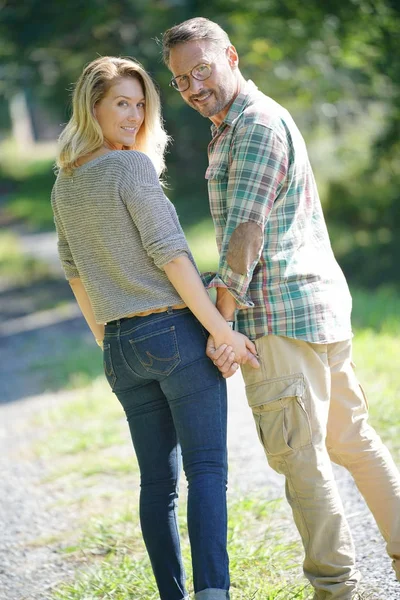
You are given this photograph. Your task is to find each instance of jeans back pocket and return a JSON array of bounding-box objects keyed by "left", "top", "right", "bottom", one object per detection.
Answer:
[{"left": 129, "top": 325, "right": 181, "bottom": 376}]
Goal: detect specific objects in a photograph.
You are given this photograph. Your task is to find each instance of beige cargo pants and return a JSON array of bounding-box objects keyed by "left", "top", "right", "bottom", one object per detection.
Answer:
[{"left": 241, "top": 335, "right": 400, "bottom": 599}]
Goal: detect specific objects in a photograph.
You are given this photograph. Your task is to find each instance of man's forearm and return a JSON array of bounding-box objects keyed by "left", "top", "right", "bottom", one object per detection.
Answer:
[{"left": 216, "top": 287, "right": 237, "bottom": 320}]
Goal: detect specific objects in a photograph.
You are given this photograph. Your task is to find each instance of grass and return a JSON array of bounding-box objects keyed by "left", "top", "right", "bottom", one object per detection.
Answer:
[
  {"left": 51, "top": 494, "right": 310, "bottom": 600},
  {"left": 352, "top": 287, "right": 400, "bottom": 335},
  {"left": 34, "top": 379, "right": 126, "bottom": 459},
  {"left": 31, "top": 336, "right": 104, "bottom": 390},
  {"left": 352, "top": 330, "right": 400, "bottom": 457},
  {"left": 0, "top": 230, "right": 54, "bottom": 284},
  {"left": 351, "top": 288, "right": 400, "bottom": 458}
]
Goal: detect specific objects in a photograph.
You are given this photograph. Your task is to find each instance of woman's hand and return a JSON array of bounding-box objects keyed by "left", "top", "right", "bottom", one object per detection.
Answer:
[
  {"left": 215, "top": 330, "right": 257, "bottom": 364},
  {"left": 207, "top": 332, "right": 259, "bottom": 377}
]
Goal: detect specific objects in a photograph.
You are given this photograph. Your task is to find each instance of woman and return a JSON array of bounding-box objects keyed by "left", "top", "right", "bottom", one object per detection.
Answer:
[{"left": 51, "top": 56, "right": 256, "bottom": 600}]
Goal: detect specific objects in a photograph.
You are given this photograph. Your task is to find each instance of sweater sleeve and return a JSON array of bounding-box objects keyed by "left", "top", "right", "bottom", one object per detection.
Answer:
[
  {"left": 120, "top": 153, "right": 191, "bottom": 269},
  {"left": 51, "top": 187, "right": 80, "bottom": 280}
]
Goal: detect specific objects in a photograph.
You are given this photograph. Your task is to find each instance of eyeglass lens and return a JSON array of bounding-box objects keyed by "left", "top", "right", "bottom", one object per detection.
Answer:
[{"left": 172, "top": 63, "right": 212, "bottom": 91}]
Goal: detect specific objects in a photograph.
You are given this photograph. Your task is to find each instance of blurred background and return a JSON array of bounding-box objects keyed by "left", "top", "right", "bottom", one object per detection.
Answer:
[{"left": 0, "top": 0, "right": 399, "bottom": 399}]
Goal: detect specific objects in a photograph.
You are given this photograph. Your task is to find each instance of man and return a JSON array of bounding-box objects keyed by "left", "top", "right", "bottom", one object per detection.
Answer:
[{"left": 161, "top": 17, "right": 400, "bottom": 599}]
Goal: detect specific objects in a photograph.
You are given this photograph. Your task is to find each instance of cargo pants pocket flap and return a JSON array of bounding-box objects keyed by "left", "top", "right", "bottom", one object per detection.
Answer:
[{"left": 245, "top": 374, "right": 305, "bottom": 409}]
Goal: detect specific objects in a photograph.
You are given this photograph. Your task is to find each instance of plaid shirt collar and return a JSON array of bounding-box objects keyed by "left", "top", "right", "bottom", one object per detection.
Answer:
[{"left": 210, "top": 80, "right": 258, "bottom": 136}]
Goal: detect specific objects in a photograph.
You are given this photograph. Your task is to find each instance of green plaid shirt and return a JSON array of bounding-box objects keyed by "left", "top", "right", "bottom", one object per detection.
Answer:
[{"left": 202, "top": 81, "right": 352, "bottom": 342}]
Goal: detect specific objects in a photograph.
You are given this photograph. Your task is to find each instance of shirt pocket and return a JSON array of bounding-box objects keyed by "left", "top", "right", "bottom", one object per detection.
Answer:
[
  {"left": 205, "top": 162, "right": 229, "bottom": 219},
  {"left": 205, "top": 161, "right": 229, "bottom": 181}
]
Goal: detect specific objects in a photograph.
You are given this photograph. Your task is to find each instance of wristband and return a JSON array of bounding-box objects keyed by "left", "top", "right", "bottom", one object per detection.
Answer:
[{"left": 226, "top": 321, "right": 235, "bottom": 330}]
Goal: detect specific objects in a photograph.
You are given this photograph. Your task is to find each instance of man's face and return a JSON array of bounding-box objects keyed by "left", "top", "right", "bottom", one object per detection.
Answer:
[{"left": 169, "top": 40, "right": 238, "bottom": 125}]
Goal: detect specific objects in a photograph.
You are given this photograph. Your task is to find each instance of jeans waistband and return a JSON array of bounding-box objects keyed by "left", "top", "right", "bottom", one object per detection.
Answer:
[{"left": 106, "top": 304, "right": 187, "bottom": 325}]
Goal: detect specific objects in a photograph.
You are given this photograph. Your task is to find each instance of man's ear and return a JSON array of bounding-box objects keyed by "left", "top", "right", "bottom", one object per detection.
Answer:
[{"left": 227, "top": 45, "right": 239, "bottom": 69}]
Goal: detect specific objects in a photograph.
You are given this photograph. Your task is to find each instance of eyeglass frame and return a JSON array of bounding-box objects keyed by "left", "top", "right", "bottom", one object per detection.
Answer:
[{"left": 169, "top": 47, "right": 229, "bottom": 93}]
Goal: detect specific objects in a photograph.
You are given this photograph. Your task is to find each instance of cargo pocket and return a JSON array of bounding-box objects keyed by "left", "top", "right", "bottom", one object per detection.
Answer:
[
  {"left": 103, "top": 342, "right": 117, "bottom": 390},
  {"left": 246, "top": 374, "right": 312, "bottom": 456}
]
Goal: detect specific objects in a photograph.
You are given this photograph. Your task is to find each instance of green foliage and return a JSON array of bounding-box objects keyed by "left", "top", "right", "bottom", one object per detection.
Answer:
[
  {"left": 1, "top": 1, "right": 399, "bottom": 287},
  {"left": 0, "top": 143, "right": 56, "bottom": 229},
  {"left": 326, "top": 159, "right": 400, "bottom": 287},
  {"left": 352, "top": 287, "right": 400, "bottom": 335},
  {"left": 4, "top": 165, "right": 56, "bottom": 230}
]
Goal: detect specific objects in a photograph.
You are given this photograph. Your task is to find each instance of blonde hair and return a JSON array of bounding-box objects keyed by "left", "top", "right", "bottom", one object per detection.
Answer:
[{"left": 57, "top": 56, "right": 170, "bottom": 175}]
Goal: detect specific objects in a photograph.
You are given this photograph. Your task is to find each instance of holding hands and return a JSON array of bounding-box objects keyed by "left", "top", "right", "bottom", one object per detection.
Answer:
[{"left": 206, "top": 332, "right": 260, "bottom": 379}]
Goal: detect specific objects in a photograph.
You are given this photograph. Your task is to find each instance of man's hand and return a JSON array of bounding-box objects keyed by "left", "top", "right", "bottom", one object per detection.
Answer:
[{"left": 206, "top": 335, "right": 259, "bottom": 379}]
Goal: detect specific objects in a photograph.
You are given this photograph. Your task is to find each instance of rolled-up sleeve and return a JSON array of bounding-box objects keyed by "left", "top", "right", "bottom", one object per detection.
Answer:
[
  {"left": 210, "top": 123, "right": 288, "bottom": 304},
  {"left": 121, "top": 155, "right": 190, "bottom": 269},
  {"left": 128, "top": 184, "right": 190, "bottom": 268}
]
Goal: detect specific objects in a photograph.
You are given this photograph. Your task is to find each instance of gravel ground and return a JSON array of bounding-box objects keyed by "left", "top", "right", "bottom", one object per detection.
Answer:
[
  {"left": 0, "top": 390, "right": 81, "bottom": 600},
  {"left": 0, "top": 230, "right": 399, "bottom": 600}
]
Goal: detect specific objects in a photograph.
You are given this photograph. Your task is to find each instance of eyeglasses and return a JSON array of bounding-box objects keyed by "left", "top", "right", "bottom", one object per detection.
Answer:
[{"left": 169, "top": 62, "right": 213, "bottom": 92}]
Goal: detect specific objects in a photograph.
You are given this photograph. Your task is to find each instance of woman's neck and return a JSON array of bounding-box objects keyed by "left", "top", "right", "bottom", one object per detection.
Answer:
[{"left": 75, "top": 145, "right": 114, "bottom": 167}]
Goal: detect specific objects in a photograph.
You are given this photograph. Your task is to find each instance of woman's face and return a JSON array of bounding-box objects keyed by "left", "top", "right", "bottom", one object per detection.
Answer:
[{"left": 94, "top": 76, "right": 145, "bottom": 150}]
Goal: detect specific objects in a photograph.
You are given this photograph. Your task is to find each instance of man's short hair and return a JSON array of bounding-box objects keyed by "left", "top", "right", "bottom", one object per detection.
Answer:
[{"left": 162, "top": 17, "right": 231, "bottom": 66}]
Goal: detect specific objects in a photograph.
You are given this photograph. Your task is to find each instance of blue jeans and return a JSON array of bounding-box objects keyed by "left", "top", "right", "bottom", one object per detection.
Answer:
[{"left": 103, "top": 308, "right": 230, "bottom": 600}]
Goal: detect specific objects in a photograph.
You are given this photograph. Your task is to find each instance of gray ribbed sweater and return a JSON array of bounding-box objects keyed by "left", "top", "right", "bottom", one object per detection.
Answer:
[{"left": 51, "top": 150, "right": 194, "bottom": 324}]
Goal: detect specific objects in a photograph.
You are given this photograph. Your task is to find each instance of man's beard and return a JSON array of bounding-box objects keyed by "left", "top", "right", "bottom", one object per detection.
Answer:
[{"left": 189, "top": 85, "right": 233, "bottom": 118}]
